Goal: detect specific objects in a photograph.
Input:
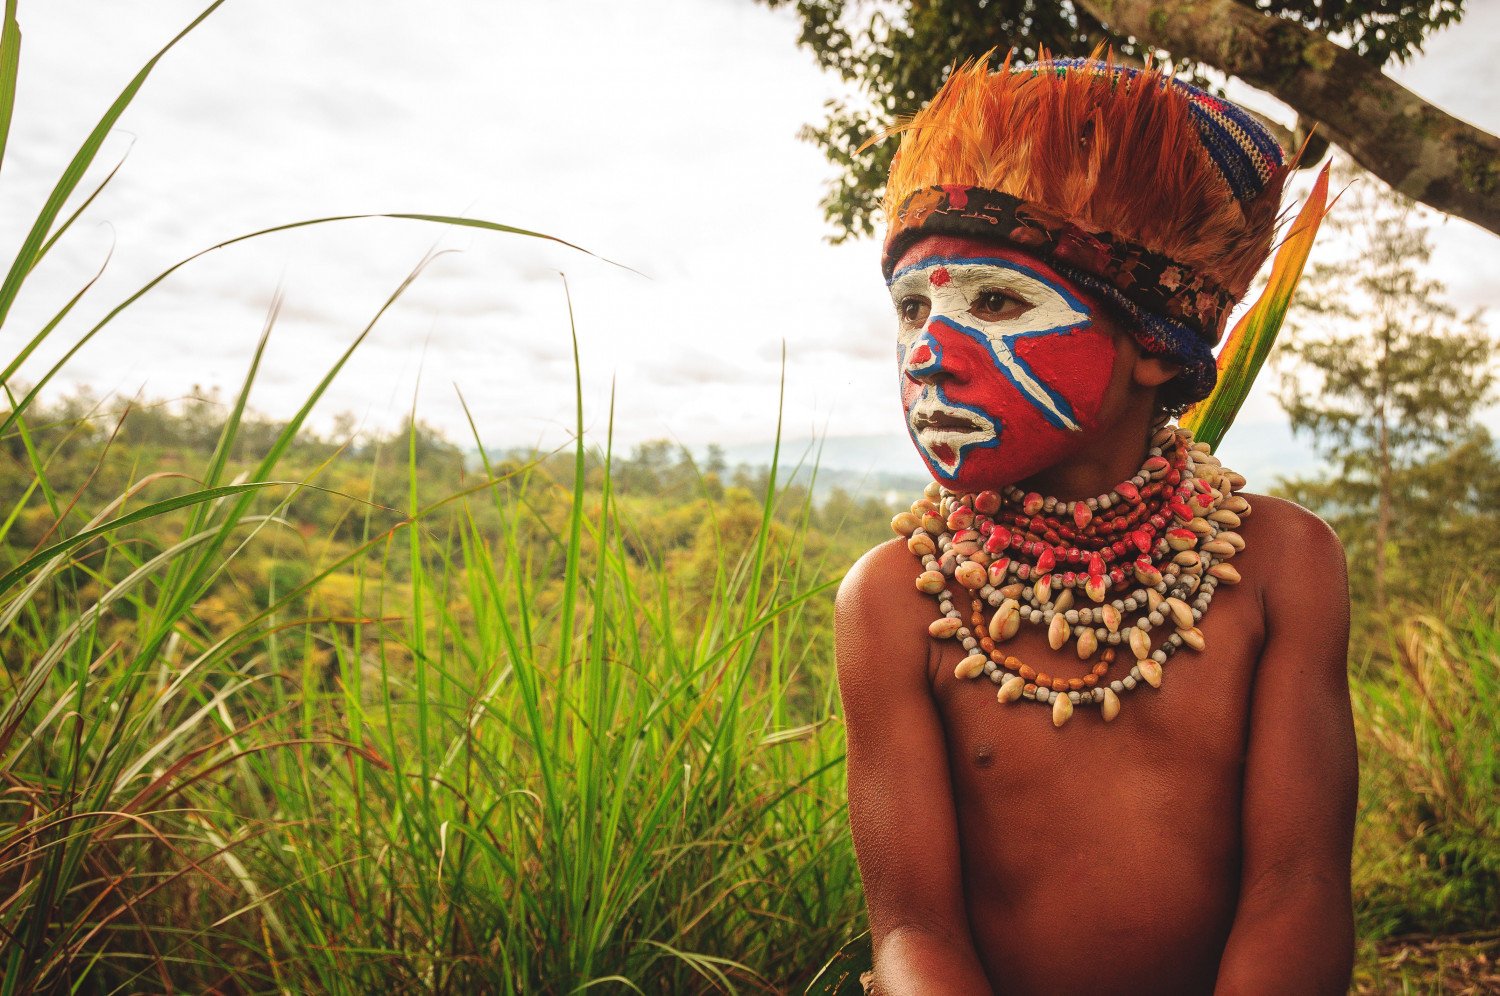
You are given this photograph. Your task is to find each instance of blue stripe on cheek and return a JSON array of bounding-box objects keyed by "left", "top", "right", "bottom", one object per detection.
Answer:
[{"left": 928, "top": 315, "right": 1084, "bottom": 432}]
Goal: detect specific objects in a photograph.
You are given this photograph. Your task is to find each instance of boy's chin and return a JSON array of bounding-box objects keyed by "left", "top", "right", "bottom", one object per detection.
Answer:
[
  {"left": 920, "top": 443, "right": 1086, "bottom": 494},
  {"left": 924, "top": 458, "right": 1046, "bottom": 494}
]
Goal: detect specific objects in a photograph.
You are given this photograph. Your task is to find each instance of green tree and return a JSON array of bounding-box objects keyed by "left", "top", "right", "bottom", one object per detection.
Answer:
[
  {"left": 757, "top": 0, "right": 1499, "bottom": 238},
  {"left": 1275, "top": 170, "right": 1496, "bottom": 622}
]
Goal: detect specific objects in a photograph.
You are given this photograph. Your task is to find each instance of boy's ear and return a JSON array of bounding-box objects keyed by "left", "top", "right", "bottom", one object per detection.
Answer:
[{"left": 1132, "top": 353, "right": 1182, "bottom": 389}]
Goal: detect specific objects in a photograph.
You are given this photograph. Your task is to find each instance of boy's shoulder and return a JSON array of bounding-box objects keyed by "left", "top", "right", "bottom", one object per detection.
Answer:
[
  {"left": 839, "top": 537, "right": 918, "bottom": 600},
  {"left": 838, "top": 536, "right": 942, "bottom": 634},
  {"left": 1237, "top": 491, "right": 1338, "bottom": 536},
  {"left": 1232, "top": 493, "right": 1350, "bottom": 678},
  {"left": 1234, "top": 492, "right": 1346, "bottom": 581},
  {"left": 836, "top": 537, "right": 935, "bottom": 687}
]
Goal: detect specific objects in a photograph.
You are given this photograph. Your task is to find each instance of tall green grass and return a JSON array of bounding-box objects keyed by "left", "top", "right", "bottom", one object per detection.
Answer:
[
  {"left": 1, "top": 380, "right": 865, "bottom": 991},
  {"left": 1352, "top": 583, "right": 1500, "bottom": 941},
  {"left": 0, "top": 5, "right": 864, "bottom": 990}
]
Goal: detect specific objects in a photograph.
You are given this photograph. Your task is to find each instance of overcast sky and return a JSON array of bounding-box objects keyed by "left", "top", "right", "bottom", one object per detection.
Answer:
[{"left": 4, "top": 0, "right": 1498, "bottom": 482}]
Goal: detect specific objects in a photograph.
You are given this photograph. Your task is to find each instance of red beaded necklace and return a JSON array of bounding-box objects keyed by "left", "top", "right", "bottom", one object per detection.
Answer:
[{"left": 895, "top": 423, "right": 1250, "bottom": 727}]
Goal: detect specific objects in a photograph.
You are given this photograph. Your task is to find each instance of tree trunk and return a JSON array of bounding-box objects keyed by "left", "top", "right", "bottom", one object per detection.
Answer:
[
  {"left": 1076, "top": 0, "right": 1500, "bottom": 237},
  {"left": 1375, "top": 389, "right": 1390, "bottom": 617},
  {"left": 1374, "top": 322, "right": 1393, "bottom": 616}
]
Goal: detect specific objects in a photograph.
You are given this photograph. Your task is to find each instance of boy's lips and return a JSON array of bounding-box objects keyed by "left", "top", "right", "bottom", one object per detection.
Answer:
[
  {"left": 908, "top": 400, "right": 997, "bottom": 470},
  {"left": 911, "top": 402, "right": 991, "bottom": 436},
  {"left": 914, "top": 409, "right": 985, "bottom": 432}
]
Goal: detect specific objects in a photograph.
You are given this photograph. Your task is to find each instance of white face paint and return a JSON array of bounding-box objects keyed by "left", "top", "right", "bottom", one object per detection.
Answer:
[
  {"left": 889, "top": 250, "right": 1113, "bottom": 487},
  {"left": 890, "top": 260, "right": 1092, "bottom": 361}
]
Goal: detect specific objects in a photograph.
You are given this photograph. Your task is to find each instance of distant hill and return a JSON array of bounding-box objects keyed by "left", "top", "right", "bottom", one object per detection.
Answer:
[
  {"left": 711, "top": 434, "right": 928, "bottom": 505},
  {"left": 707, "top": 419, "right": 1328, "bottom": 505}
]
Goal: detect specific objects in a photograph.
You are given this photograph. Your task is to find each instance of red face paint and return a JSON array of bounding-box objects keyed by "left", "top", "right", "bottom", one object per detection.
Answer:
[{"left": 889, "top": 235, "right": 1119, "bottom": 490}]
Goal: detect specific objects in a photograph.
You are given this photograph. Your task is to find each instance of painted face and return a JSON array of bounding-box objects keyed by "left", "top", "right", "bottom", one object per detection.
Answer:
[{"left": 890, "top": 236, "right": 1119, "bottom": 490}]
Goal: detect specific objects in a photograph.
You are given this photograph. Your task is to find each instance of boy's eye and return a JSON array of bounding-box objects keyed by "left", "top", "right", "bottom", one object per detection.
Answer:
[
  {"left": 970, "top": 289, "right": 1031, "bottom": 322},
  {"left": 899, "top": 296, "right": 931, "bottom": 326}
]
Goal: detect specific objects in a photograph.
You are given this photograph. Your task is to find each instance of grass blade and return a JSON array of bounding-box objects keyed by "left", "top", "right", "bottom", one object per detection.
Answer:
[
  {"left": 0, "top": 0, "right": 18, "bottom": 176},
  {"left": 0, "top": 0, "right": 228, "bottom": 333},
  {"left": 1, "top": 211, "right": 618, "bottom": 438}
]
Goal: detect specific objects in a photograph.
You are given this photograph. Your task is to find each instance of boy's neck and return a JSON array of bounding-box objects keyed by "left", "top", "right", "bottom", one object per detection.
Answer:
[{"left": 1013, "top": 409, "right": 1156, "bottom": 501}]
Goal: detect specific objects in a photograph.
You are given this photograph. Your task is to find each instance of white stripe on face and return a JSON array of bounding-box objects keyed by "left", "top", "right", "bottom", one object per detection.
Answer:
[{"left": 890, "top": 257, "right": 1092, "bottom": 358}]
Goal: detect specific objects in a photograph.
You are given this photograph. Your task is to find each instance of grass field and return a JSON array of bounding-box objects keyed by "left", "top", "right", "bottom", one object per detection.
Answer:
[{"left": 0, "top": 389, "right": 867, "bottom": 992}]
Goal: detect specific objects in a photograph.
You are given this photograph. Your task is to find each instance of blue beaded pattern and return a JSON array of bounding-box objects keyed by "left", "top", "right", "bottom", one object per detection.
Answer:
[{"left": 1030, "top": 57, "right": 1286, "bottom": 205}]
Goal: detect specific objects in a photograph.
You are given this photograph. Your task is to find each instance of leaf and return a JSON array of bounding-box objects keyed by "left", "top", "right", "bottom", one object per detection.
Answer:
[
  {"left": 0, "top": 1, "right": 229, "bottom": 334},
  {"left": 1180, "top": 162, "right": 1332, "bottom": 450},
  {"left": 0, "top": 0, "right": 18, "bottom": 176},
  {"left": 0, "top": 211, "right": 626, "bottom": 439}
]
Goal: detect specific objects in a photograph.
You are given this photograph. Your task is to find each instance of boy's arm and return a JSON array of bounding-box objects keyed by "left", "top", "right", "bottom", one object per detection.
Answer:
[
  {"left": 1215, "top": 505, "right": 1357, "bottom": 995},
  {"left": 836, "top": 541, "right": 993, "bottom": 995}
]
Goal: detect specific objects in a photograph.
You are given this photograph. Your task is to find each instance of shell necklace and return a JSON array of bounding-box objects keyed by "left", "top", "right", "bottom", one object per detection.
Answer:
[{"left": 894, "top": 422, "right": 1250, "bottom": 727}]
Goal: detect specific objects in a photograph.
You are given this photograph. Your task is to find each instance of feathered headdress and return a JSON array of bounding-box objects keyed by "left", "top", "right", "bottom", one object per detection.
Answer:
[{"left": 878, "top": 51, "right": 1300, "bottom": 415}]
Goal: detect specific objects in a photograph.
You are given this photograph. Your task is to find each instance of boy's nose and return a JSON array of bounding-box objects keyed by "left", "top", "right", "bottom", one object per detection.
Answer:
[{"left": 903, "top": 327, "right": 958, "bottom": 386}]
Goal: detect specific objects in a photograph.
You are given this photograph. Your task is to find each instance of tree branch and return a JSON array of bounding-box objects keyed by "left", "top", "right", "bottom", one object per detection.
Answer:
[{"left": 1077, "top": 0, "right": 1500, "bottom": 235}]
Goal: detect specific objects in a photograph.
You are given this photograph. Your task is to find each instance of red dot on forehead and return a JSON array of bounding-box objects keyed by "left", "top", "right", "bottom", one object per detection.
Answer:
[{"left": 929, "top": 267, "right": 951, "bottom": 287}]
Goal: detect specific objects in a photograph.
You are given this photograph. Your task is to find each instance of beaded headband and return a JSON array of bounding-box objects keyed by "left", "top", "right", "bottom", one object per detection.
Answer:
[{"left": 879, "top": 53, "right": 1289, "bottom": 408}]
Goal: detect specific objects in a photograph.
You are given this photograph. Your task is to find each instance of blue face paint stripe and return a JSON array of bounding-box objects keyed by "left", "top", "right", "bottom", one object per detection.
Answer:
[{"left": 927, "top": 314, "right": 1084, "bottom": 432}]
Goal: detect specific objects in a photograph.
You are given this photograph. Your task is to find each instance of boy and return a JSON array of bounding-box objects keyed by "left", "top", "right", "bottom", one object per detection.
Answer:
[{"left": 837, "top": 55, "right": 1357, "bottom": 994}]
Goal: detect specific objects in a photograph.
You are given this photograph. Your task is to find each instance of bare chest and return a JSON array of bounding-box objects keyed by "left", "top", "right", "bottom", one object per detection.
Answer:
[
  {"left": 932, "top": 578, "right": 1262, "bottom": 823},
  {"left": 925, "top": 587, "right": 1266, "bottom": 991}
]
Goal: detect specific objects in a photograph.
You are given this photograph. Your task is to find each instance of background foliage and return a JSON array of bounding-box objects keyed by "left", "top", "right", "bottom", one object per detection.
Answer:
[{"left": 1276, "top": 169, "right": 1499, "bottom": 645}]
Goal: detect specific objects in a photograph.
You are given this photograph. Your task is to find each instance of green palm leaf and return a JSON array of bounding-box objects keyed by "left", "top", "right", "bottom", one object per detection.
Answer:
[{"left": 1181, "top": 162, "right": 1332, "bottom": 450}]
